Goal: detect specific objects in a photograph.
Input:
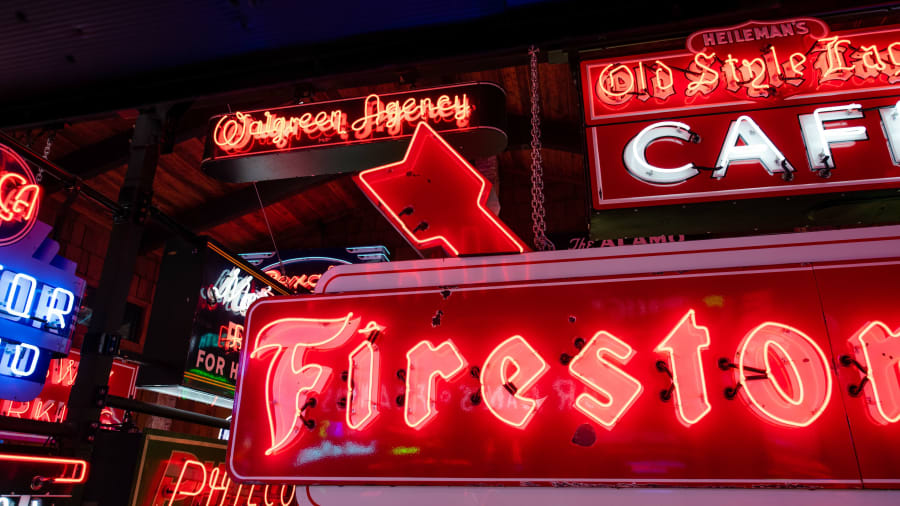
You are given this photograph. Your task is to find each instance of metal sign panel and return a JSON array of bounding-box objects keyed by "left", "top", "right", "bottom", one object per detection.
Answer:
[
  {"left": 580, "top": 20, "right": 900, "bottom": 208},
  {"left": 229, "top": 252, "right": 900, "bottom": 486}
]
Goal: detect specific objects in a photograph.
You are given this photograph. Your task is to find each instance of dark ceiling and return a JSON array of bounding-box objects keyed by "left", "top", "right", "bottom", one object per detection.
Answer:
[
  {"left": 10, "top": 0, "right": 900, "bottom": 262},
  {"left": 2, "top": 0, "right": 894, "bottom": 127}
]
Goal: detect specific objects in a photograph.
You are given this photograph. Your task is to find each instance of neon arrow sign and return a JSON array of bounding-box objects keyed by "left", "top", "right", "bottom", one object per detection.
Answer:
[{"left": 355, "top": 122, "right": 528, "bottom": 257}]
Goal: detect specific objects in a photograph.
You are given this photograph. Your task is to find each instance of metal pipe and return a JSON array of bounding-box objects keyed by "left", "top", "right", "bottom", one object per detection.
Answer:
[
  {"left": 106, "top": 395, "right": 231, "bottom": 429},
  {"left": 0, "top": 130, "right": 121, "bottom": 213},
  {"left": 0, "top": 417, "right": 71, "bottom": 437}
]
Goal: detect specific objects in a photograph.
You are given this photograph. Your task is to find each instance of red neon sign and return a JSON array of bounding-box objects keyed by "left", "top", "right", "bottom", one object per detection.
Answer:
[
  {"left": 355, "top": 122, "right": 528, "bottom": 257},
  {"left": 0, "top": 453, "right": 88, "bottom": 484},
  {"left": 0, "top": 350, "right": 138, "bottom": 426},
  {"left": 581, "top": 21, "right": 900, "bottom": 209},
  {"left": 213, "top": 94, "right": 470, "bottom": 155},
  {"left": 201, "top": 83, "right": 508, "bottom": 183},
  {"left": 228, "top": 258, "right": 900, "bottom": 485},
  {"left": 147, "top": 451, "right": 293, "bottom": 506},
  {"left": 0, "top": 144, "right": 40, "bottom": 247}
]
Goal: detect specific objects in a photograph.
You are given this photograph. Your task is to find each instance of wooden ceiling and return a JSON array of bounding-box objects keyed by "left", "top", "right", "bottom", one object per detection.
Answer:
[{"left": 19, "top": 59, "right": 588, "bottom": 261}]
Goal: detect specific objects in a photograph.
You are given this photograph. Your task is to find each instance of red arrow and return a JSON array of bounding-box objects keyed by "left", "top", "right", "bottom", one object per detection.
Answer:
[{"left": 355, "top": 122, "right": 528, "bottom": 257}]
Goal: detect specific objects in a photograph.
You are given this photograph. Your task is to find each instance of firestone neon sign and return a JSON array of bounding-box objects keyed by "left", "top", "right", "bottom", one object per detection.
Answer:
[{"left": 228, "top": 259, "right": 900, "bottom": 485}]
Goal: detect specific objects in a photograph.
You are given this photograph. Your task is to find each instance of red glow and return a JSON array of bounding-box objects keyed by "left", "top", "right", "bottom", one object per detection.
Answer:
[
  {"left": 569, "top": 331, "right": 643, "bottom": 430},
  {"left": 735, "top": 322, "right": 833, "bottom": 428},
  {"left": 583, "top": 26, "right": 900, "bottom": 125},
  {"left": 169, "top": 459, "right": 206, "bottom": 504},
  {"left": 212, "top": 93, "right": 471, "bottom": 155},
  {"left": 654, "top": 310, "right": 712, "bottom": 426},
  {"left": 355, "top": 122, "right": 528, "bottom": 257},
  {"left": 250, "top": 314, "right": 360, "bottom": 454},
  {"left": 404, "top": 340, "right": 467, "bottom": 429},
  {"left": 347, "top": 340, "right": 381, "bottom": 430},
  {"left": 849, "top": 321, "right": 900, "bottom": 424},
  {"left": 0, "top": 453, "right": 88, "bottom": 484},
  {"left": 480, "top": 336, "right": 548, "bottom": 429}
]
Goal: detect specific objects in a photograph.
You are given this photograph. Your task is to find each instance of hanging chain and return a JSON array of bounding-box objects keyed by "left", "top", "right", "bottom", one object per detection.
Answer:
[
  {"left": 36, "top": 131, "right": 56, "bottom": 183},
  {"left": 528, "top": 45, "right": 554, "bottom": 251}
]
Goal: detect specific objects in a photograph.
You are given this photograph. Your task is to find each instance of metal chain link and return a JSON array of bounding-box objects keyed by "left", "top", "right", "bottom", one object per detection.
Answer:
[
  {"left": 528, "top": 45, "right": 554, "bottom": 251},
  {"left": 36, "top": 131, "right": 56, "bottom": 183}
]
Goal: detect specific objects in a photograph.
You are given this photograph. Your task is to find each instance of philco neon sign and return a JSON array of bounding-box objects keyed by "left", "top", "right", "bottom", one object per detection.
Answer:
[
  {"left": 152, "top": 453, "right": 293, "bottom": 505},
  {"left": 228, "top": 259, "right": 900, "bottom": 485}
]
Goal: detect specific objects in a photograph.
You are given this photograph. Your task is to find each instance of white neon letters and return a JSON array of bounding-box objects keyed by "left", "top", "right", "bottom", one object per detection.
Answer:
[
  {"left": 623, "top": 122, "right": 700, "bottom": 184},
  {"left": 403, "top": 340, "right": 467, "bottom": 429},
  {"left": 569, "top": 331, "right": 643, "bottom": 429},
  {"left": 878, "top": 101, "right": 900, "bottom": 166},
  {"left": 0, "top": 265, "right": 77, "bottom": 330},
  {"left": 2, "top": 272, "right": 36, "bottom": 318},
  {"left": 713, "top": 115, "right": 794, "bottom": 179},
  {"left": 799, "top": 104, "right": 867, "bottom": 171}
]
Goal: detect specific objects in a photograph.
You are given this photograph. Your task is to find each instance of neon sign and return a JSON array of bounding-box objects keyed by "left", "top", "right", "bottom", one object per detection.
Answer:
[
  {"left": 0, "top": 221, "right": 84, "bottom": 402},
  {"left": 202, "top": 83, "right": 508, "bottom": 183},
  {"left": 200, "top": 266, "right": 273, "bottom": 317},
  {"left": 213, "top": 94, "right": 470, "bottom": 154},
  {"left": 355, "top": 123, "right": 528, "bottom": 256},
  {"left": 0, "top": 144, "right": 40, "bottom": 247},
  {"left": 240, "top": 246, "right": 391, "bottom": 294},
  {"left": 0, "top": 349, "right": 138, "bottom": 426},
  {"left": 582, "top": 20, "right": 900, "bottom": 209},
  {"left": 140, "top": 238, "right": 289, "bottom": 400},
  {"left": 0, "top": 453, "right": 87, "bottom": 484},
  {"left": 227, "top": 255, "right": 900, "bottom": 485},
  {"left": 127, "top": 431, "right": 294, "bottom": 506}
]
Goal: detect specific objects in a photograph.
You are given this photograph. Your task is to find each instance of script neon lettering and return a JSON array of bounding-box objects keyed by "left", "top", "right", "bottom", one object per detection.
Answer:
[
  {"left": 849, "top": 321, "right": 900, "bottom": 424},
  {"left": 250, "top": 313, "right": 360, "bottom": 455},
  {"left": 569, "top": 331, "right": 643, "bottom": 429},
  {"left": 735, "top": 322, "right": 832, "bottom": 427},
  {"left": 214, "top": 93, "right": 471, "bottom": 154},
  {"left": 206, "top": 466, "right": 230, "bottom": 506},
  {"left": 686, "top": 52, "right": 719, "bottom": 96},
  {"left": 404, "top": 340, "right": 467, "bottom": 429},
  {"left": 654, "top": 310, "right": 712, "bottom": 426},
  {"left": 168, "top": 459, "right": 207, "bottom": 506},
  {"left": 481, "top": 336, "right": 548, "bottom": 428},
  {"left": 817, "top": 36, "right": 854, "bottom": 82},
  {"left": 347, "top": 339, "right": 381, "bottom": 430},
  {"left": 596, "top": 64, "right": 635, "bottom": 105}
]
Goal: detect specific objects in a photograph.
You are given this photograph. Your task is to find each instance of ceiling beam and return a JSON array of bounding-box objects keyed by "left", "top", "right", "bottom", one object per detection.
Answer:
[{"left": 139, "top": 174, "right": 339, "bottom": 253}]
